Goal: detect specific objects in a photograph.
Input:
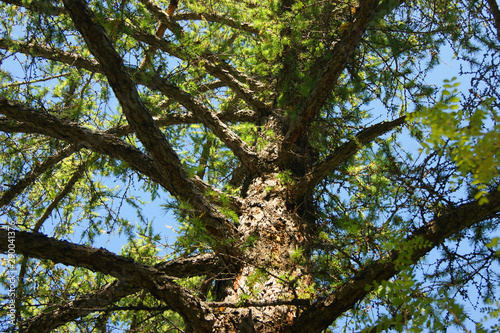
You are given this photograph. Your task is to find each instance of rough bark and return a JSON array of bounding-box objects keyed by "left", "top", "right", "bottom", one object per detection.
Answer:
[{"left": 211, "top": 174, "right": 311, "bottom": 331}]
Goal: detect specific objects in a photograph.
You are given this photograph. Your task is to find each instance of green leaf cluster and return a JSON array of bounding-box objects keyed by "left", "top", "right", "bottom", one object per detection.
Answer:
[{"left": 409, "top": 78, "right": 500, "bottom": 203}]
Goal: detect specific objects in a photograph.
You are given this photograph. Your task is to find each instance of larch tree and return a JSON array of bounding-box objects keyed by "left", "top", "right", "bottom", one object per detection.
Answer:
[{"left": 1, "top": 0, "right": 500, "bottom": 332}]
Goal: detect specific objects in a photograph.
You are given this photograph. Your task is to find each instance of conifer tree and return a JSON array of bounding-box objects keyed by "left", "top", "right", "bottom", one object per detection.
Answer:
[{"left": 1, "top": 0, "right": 500, "bottom": 332}]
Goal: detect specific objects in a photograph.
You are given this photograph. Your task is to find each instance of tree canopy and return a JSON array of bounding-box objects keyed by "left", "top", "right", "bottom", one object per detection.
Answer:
[{"left": 1, "top": 0, "right": 500, "bottom": 332}]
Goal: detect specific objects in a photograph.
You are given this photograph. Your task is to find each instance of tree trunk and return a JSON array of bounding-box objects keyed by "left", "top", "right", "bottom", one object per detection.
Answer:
[{"left": 212, "top": 174, "right": 311, "bottom": 332}]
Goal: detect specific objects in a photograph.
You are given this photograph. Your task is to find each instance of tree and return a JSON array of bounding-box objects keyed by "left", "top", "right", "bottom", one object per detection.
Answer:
[{"left": 1, "top": 0, "right": 500, "bottom": 331}]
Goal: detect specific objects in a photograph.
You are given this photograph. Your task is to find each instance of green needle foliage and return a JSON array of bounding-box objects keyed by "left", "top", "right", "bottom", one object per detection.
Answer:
[{"left": 0, "top": 0, "right": 500, "bottom": 332}]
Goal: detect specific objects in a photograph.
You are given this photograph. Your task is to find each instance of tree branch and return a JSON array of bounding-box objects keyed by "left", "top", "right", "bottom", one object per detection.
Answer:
[
  {"left": 0, "top": 35, "right": 261, "bottom": 153},
  {"left": 1, "top": 0, "right": 267, "bottom": 107},
  {"left": 0, "top": 108, "right": 257, "bottom": 137},
  {"left": 282, "top": 0, "right": 381, "bottom": 147},
  {"left": 0, "top": 145, "right": 78, "bottom": 208},
  {"left": 174, "top": 12, "right": 261, "bottom": 36},
  {"left": 32, "top": 160, "right": 90, "bottom": 231},
  {"left": 138, "top": 0, "right": 184, "bottom": 38},
  {"left": 21, "top": 253, "right": 218, "bottom": 332},
  {"left": 291, "top": 189, "right": 500, "bottom": 332},
  {"left": 291, "top": 116, "right": 406, "bottom": 201},
  {"left": 107, "top": 109, "right": 258, "bottom": 136},
  {"left": 0, "top": 34, "right": 263, "bottom": 117},
  {"left": 149, "top": 75, "right": 259, "bottom": 172},
  {"left": 11, "top": 0, "right": 258, "bottom": 172},
  {"left": 486, "top": 0, "right": 500, "bottom": 42},
  {"left": 21, "top": 280, "right": 138, "bottom": 333},
  {"left": 139, "top": 1, "right": 262, "bottom": 40},
  {"left": 61, "top": 0, "right": 182, "bottom": 176},
  {"left": 130, "top": 33, "right": 267, "bottom": 110},
  {"left": 0, "top": 98, "right": 162, "bottom": 185},
  {"left": 0, "top": 103, "right": 250, "bottom": 217},
  {"left": 61, "top": 0, "right": 240, "bottom": 244},
  {"left": 0, "top": 229, "right": 216, "bottom": 331},
  {"left": 11, "top": 160, "right": 90, "bottom": 332},
  {"left": 133, "top": 1, "right": 268, "bottom": 107},
  {"left": 0, "top": 98, "right": 239, "bottom": 244},
  {"left": 0, "top": 0, "right": 63, "bottom": 15},
  {"left": 0, "top": 38, "right": 102, "bottom": 73},
  {"left": 200, "top": 56, "right": 269, "bottom": 110}
]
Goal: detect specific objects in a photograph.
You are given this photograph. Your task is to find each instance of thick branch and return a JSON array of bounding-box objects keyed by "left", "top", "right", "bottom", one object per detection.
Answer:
[
  {"left": 39, "top": 1, "right": 260, "bottom": 168},
  {"left": 0, "top": 98, "right": 162, "bottom": 185},
  {"left": 1, "top": 108, "right": 257, "bottom": 137},
  {"left": 0, "top": 103, "right": 249, "bottom": 216},
  {"left": 154, "top": 253, "right": 219, "bottom": 277},
  {"left": 291, "top": 189, "right": 500, "bottom": 332},
  {"left": 130, "top": 30, "right": 268, "bottom": 109},
  {"left": 61, "top": 0, "right": 183, "bottom": 179},
  {"left": 291, "top": 116, "right": 406, "bottom": 201},
  {"left": 21, "top": 280, "right": 136, "bottom": 333},
  {"left": 0, "top": 229, "right": 216, "bottom": 331},
  {"left": 62, "top": 0, "right": 240, "bottom": 243},
  {"left": 202, "top": 56, "right": 269, "bottom": 109},
  {"left": 0, "top": 33, "right": 264, "bottom": 116},
  {"left": 1, "top": 0, "right": 266, "bottom": 106},
  {"left": 0, "top": 36, "right": 260, "bottom": 145},
  {"left": 283, "top": 0, "right": 380, "bottom": 147},
  {"left": 131, "top": 27, "right": 267, "bottom": 97},
  {"left": 0, "top": 97, "right": 239, "bottom": 243},
  {"left": 21, "top": 253, "right": 218, "bottom": 332}
]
